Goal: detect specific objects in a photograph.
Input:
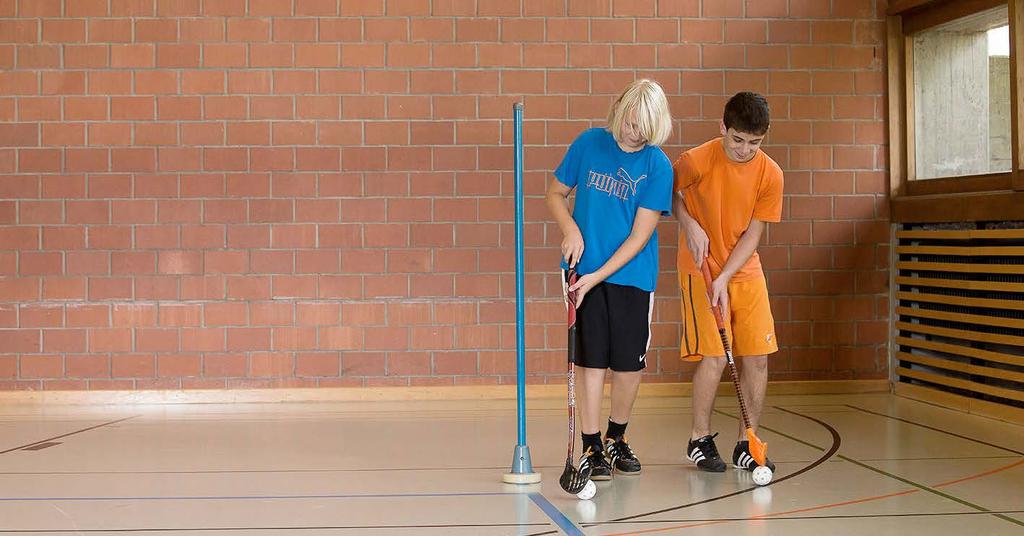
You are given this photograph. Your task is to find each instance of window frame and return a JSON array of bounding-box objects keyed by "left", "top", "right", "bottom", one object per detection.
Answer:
[{"left": 888, "top": 0, "right": 1024, "bottom": 221}]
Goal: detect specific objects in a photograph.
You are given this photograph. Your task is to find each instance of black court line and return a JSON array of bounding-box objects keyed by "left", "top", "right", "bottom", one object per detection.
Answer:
[
  {"left": 2, "top": 512, "right": 1024, "bottom": 532},
  {"left": 609, "top": 407, "right": 841, "bottom": 524},
  {"left": 0, "top": 496, "right": 573, "bottom": 536},
  {"left": 846, "top": 404, "right": 1024, "bottom": 456},
  {"left": 10, "top": 403, "right": 1016, "bottom": 533},
  {"left": 1, "top": 491, "right": 512, "bottom": 502},
  {"left": 775, "top": 407, "right": 1024, "bottom": 529},
  {"left": 6, "top": 511, "right": 1024, "bottom": 534},
  {"left": 20, "top": 442, "right": 61, "bottom": 451},
  {"left": 523, "top": 405, "right": 843, "bottom": 536},
  {"left": 0, "top": 459, "right": 839, "bottom": 476},
  {"left": 583, "top": 509, "right": 1024, "bottom": 526},
  {"left": 857, "top": 455, "right": 1020, "bottom": 461},
  {"left": 0, "top": 493, "right": 565, "bottom": 533},
  {"left": 0, "top": 416, "right": 137, "bottom": 456},
  {"left": 572, "top": 405, "right": 1022, "bottom": 533},
  {"left": 0, "top": 522, "right": 552, "bottom": 533},
  {"left": 7, "top": 454, "right": 1019, "bottom": 476},
  {"left": 108, "top": 403, "right": 850, "bottom": 417}
]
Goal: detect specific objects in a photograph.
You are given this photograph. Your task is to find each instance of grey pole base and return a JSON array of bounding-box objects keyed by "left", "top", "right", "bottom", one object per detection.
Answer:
[{"left": 502, "top": 444, "right": 542, "bottom": 484}]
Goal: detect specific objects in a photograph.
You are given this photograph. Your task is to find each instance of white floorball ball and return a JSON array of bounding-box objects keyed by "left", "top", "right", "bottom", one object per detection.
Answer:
[
  {"left": 752, "top": 465, "right": 773, "bottom": 486},
  {"left": 576, "top": 479, "right": 597, "bottom": 500}
]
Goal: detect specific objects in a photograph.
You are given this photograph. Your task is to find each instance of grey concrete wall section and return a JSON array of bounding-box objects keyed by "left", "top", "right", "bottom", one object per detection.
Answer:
[
  {"left": 989, "top": 55, "right": 1011, "bottom": 172},
  {"left": 914, "top": 30, "right": 991, "bottom": 179}
]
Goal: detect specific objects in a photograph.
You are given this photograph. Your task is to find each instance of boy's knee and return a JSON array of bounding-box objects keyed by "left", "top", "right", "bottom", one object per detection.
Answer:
[
  {"left": 699, "top": 356, "right": 728, "bottom": 373},
  {"left": 743, "top": 355, "right": 768, "bottom": 373}
]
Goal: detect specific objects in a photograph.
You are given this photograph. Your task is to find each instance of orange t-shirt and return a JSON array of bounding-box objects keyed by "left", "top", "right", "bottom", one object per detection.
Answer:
[{"left": 673, "top": 138, "right": 784, "bottom": 281}]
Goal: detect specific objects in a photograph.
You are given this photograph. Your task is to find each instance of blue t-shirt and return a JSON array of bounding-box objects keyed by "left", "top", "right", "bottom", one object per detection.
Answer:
[{"left": 554, "top": 128, "right": 672, "bottom": 292}]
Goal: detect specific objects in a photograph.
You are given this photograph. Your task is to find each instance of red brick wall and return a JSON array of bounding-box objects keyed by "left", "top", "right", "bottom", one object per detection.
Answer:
[{"left": 0, "top": 0, "right": 889, "bottom": 390}]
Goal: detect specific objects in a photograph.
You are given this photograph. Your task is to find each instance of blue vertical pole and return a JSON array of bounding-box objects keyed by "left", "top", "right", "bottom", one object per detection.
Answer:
[
  {"left": 513, "top": 102, "right": 527, "bottom": 446},
  {"left": 504, "top": 102, "right": 540, "bottom": 484}
]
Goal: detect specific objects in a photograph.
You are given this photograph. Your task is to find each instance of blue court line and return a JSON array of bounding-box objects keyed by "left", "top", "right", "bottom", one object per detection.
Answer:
[
  {"left": 0, "top": 491, "right": 513, "bottom": 502},
  {"left": 529, "top": 492, "right": 585, "bottom": 536}
]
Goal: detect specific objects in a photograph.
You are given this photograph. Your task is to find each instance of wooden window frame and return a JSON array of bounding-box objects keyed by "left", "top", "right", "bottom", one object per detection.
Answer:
[{"left": 888, "top": 0, "right": 1024, "bottom": 222}]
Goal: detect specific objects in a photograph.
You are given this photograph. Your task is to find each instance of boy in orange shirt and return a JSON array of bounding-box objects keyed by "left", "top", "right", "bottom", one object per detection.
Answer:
[{"left": 672, "top": 92, "right": 783, "bottom": 473}]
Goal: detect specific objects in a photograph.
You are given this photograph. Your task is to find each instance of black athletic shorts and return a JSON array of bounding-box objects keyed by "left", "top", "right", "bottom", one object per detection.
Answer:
[{"left": 564, "top": 271, "right": 652, "bottom": 373}]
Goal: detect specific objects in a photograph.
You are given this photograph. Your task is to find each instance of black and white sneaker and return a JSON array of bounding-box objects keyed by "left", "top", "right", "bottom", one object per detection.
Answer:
[
  {"left": 605, "top": 436, "right": 642, "bottom": 475},
  {"left": 733, "top": 441, "right": 776, "bottom": 472},
  {"left": 687, "top": 433, "right": 726, "bottom": 472},
  {"left": 580, "top": 446, "right": 613, "bottom": 481}
]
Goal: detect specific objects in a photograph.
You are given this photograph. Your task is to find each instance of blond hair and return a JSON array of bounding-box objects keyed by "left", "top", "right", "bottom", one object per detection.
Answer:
[{"left": 606, "top": 79, "right": 672, "bottom": 147}]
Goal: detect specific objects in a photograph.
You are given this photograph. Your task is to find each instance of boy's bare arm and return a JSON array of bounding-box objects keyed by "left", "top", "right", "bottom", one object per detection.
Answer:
[
  {"left": 545, "top": 178, "right": 584, "bottom": 267},
  {"left": 720, "top": 218, "right": 766, "bottom": 281},
  {"left": 707, "top": 218, "right": 767, "bottom": 309},
  {"left": 673, "top": 190, "right": 709, "bottom": 268},
  {"left": 671, "top": 190, "right": 693, "bottom": 224}
]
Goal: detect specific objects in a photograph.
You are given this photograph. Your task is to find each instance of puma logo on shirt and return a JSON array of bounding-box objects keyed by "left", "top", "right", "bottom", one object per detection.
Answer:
[
  {"left": 586, "top": 167, "right": 647, "bottom": 200},
  {"left": 617, "top": 168, "right": 648, "bottom": 195}
]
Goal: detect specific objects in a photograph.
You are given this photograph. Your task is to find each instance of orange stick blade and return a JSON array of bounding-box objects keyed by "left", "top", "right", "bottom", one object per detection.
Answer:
[{"left": 746, "top": 428, "right": 767, "bottom": 467}]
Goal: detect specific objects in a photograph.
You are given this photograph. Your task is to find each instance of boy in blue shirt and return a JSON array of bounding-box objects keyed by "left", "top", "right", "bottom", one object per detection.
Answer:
[{"left": 545, "top": 79, "right": 673, "bottom": 480}]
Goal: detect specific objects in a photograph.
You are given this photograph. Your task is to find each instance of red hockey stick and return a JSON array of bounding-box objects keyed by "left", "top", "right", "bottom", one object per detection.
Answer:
[{"left": 559, "top": 269, "right": 592, "bottom": 493}]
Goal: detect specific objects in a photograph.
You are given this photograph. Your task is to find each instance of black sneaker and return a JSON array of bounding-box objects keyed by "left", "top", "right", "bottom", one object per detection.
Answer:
[
  {"left": 604, "top": 436, "right": 641, "bottom": 475},
  {"left": 687, "top": 433, "right": 726, "bottom": 472},
  {"left": 579, "top": 446, "right": 612, "bottom": 481},
  {"left": 733, "top": 441, "right": 776, "bottom": 472}
]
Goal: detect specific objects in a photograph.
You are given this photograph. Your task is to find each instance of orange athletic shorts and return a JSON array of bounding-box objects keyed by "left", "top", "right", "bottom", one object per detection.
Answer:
[{"left": 678, "top": 271, "right": 778, "bottom": 360}]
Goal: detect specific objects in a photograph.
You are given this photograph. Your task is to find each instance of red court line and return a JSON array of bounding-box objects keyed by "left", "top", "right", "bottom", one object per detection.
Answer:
[
  {"left": 602, "top": 489, "right": 919, "bottom": 536},
  {"left": 932, "top": 458, "right": 1024, "bottom": 488},
  {"left": 604, "top": 518, "right": 730, "bottom": 535},
  {"left": 604, "top": 457, "right": 1024, "bottom": 536},
  {"left": 750, "top": 489, "right": 920, "bottom": 519}
]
